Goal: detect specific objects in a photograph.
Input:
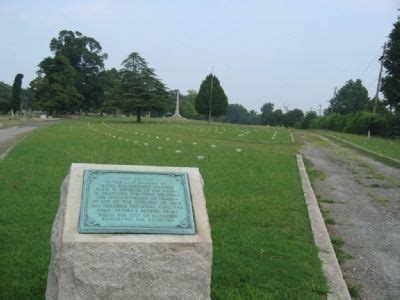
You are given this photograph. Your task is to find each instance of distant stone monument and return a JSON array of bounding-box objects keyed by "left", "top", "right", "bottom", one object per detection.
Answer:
[
  {"left": 171, "top": 90, "right": 186, "bottom": 120},
  {"left": 46, "top": 163, "right": 212, "bottom": 299}
]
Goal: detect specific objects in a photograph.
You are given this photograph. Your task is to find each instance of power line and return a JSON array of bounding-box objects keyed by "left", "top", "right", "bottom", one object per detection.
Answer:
[{"left": 358, "top": 49, "right": 382, "bottom": 80}]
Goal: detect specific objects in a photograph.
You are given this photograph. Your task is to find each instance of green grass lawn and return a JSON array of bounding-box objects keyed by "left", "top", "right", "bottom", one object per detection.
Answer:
[
  {"left": 320, "top": 130, "right": 400, "bottom": 161},
  {"left": 0, "top": 118, "right": 327, "bottom": 299}
]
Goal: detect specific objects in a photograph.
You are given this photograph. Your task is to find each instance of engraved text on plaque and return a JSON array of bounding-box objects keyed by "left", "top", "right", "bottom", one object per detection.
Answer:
[{"left": 78, "top": 170, "right": 196, "bottom": 234}]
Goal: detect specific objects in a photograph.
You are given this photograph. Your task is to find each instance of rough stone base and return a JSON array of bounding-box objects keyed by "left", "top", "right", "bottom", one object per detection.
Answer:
[{"left": 46, "top": 164, "right": 212, "bottom": 300}]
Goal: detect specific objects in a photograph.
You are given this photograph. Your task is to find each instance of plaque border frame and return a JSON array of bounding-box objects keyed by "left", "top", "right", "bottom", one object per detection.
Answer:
[{"left": 78, "top": 169, "right": 196, "bottom": 235}]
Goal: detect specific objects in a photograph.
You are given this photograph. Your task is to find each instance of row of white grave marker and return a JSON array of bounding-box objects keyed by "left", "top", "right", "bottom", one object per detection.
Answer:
[
  {"left": 95, "top": 121, "right": 294, "bottom": 145},
  {"left": 87, "top": 123, "right": 243, "bottom": 158},
  {"left": 111, "top": 121, "right": 295, "bottom": 145},
  {"left": 174, "top": 124, "right": 257, "bottom": 136},
  {"left": 171, "top": 123, "right": 296, "bottom": 143},
  {"left": 172, "top": 123, "right": 261, "bottom": 133}
]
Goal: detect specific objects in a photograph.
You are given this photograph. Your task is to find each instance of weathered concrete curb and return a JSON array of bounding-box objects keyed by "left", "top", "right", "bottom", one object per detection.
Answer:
[
  {"left": 296, "top": 154, "right": 351, "bottom": 300},
  {"left": 326, "top": 134, "right": 400, "bottom": 168}
]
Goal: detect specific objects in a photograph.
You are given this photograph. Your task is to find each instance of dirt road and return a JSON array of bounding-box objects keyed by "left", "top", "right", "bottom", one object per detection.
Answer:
[{"left": 300, "top": 133, "right": 400, "bottom": 299}]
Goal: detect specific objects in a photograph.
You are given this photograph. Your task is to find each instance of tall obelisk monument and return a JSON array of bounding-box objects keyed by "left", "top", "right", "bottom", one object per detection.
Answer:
[{"left": 172, "top": 90, "right": 183, "bottom": 119}]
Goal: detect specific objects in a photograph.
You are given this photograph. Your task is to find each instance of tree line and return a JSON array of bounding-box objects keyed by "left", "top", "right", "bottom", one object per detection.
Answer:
[
  {"left": 1, "top": 30, "right": 229, "bottom": 122},
  {"left": 1, "top": 18, "right": 399, "bottom": 136},
  {"left": 254, "top": 76, "right": 399, "bottom": 137}
]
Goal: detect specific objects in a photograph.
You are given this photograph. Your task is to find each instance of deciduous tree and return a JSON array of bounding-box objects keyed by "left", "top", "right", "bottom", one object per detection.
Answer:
[
  {"left": 30, "top": 55, "right": 82, "bottom": 115},
  {"left": 0, "top": 81, "right": 11, "bottom": 113},
  {"left": 329, "top": 79, "right": 369, "bottom": 114},
  {"left": 260, "top": 102, "right": 274, "bottom": 125},
  {"left": 100, "top": 68, "right": 122, "bottom": 115},
  {"left": 284, "top": 109, "right": 304, "bottom": 127},
  {"left": 299, "top": 111, "right": 318, "bottom": 129},
  {"left": 224, "top": 104, "right": 251, "bottom": 124},
  {"left": 180, "top": 90, "right": 199, "bottom": 119},
  {"left": 381, "top": 20, "right": 400, "bottom": 113},
  {"left": 50, "top": 30, "right": 108, "bottom": 111}
]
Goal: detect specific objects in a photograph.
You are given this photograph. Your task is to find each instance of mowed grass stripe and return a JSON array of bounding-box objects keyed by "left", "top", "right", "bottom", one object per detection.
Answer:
[
  {"left": 319, "top": 130, "right": 400, "bottom": 161},
  {"left": 0, "top": 119, "right": 327, "bottom": 299}
]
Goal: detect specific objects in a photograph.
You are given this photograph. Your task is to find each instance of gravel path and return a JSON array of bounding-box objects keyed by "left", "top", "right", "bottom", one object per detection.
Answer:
[{"left": 300, "top": 133, "right": 400, "bottom": 300}]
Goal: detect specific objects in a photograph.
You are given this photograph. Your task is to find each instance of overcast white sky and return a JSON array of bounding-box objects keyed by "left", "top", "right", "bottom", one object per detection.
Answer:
[{"left": 0, "top": 0, "right": 398, "bottom": 112}]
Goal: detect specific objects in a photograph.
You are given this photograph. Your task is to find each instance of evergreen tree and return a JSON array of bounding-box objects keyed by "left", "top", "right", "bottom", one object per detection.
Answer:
[
  {"left": 120, "top": 52, "right": 166, "bottom": 122},
  {"left": 195, "top": 74, "right": 228, "bottom": 122},
  {"left": 381, "top": 20, "right": 400, "bottom": 113},
  {"left": 11, "top": 73, "right": 23, "bottom": 113}
]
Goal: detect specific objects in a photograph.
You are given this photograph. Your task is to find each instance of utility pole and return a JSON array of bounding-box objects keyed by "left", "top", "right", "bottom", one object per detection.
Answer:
[
  {"left": 208, "top": 66, "right": 214, "bottom": 124},
  {"left": 329, "top": 86, "right": 337, "bottom": 114},
  {"left": 373, "top": 42, "right": 386, "bottom": 114},
  {"left": 319, "top": 104, "right": 322, "bottom": 116}
]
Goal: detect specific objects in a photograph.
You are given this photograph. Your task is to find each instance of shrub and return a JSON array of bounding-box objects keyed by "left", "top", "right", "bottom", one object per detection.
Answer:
[
  {"left": 297, "top": 111, "right": 318, "bottom": 129},
  {"left": 310, "top": 112, "right": 391, "bottom": 137},
  {"left": 344, "top": 112, "right": 388, "bottom": 136}
]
